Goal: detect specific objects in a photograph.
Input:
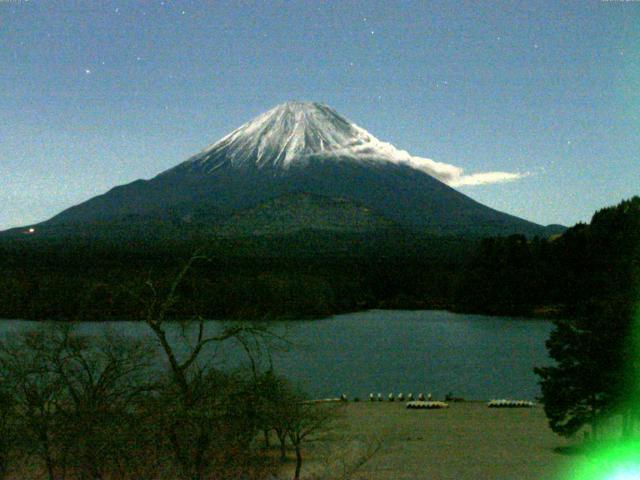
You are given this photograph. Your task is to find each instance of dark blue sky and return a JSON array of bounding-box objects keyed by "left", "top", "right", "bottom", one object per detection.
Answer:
[{"left": 1, "top": 0, "right": 638, "bottom": 230}]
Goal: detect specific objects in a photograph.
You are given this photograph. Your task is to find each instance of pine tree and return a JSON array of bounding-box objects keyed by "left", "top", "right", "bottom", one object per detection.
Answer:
[
  {"left": 535, "top": 301, "right": 633, "bottom": 438},
  {"left": 535, "top": 196, "right": 640, "bottom": 440}
]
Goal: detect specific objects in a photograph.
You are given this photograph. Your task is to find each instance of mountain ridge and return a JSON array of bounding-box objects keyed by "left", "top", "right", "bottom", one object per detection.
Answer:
[{"left": 6, "top": 101, "right": 560, "bottom": 238}]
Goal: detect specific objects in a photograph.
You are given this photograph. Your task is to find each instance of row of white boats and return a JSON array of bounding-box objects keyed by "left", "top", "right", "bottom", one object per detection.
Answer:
[{"left": 331, "top": 394, "right": 535, "bottom": 409}]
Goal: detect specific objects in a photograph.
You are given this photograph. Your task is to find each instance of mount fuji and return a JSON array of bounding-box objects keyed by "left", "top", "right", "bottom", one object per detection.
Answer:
[{"left": 18, "top": 102, "right": 556, "bottom": 238}]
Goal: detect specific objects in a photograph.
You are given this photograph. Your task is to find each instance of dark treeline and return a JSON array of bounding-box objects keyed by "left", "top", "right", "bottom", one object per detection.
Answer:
[
  {"left": 0, "top": 196, "right": 638, "bottom": 321},
  {"left": 533, "top": 197, "right": 640, "bottom": 441},
  {"left": 0, "top": 231, "right": 472, "bottom": 320},
  {"left": 457, "top": 195, "right": 639, "bottom": 316}
]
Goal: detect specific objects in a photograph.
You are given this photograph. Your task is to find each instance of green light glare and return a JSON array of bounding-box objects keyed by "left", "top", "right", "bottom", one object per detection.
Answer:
[
  {"left": 567, "top": 285, "right": 640, "bottom": 479},
  {"left": 609, "top": 469, "right": 640, "bottom": 480},
  {"left": 569, "top": 440, "right": 640, "bottom": 480}
]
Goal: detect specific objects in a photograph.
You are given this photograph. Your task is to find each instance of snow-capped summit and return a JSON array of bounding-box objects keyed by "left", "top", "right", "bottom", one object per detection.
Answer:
[
  {"left": 177, "top": 101, "right": 458, "bottom": 181},
  {"left": 181, "top": 101, "right": 378, "bottom": 171},
  {"left": 198, "top": 101, "right": 361, "bottom": 169}
]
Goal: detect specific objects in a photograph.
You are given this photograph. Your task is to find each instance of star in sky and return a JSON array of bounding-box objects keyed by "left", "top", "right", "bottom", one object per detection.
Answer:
[{"left": 1, "top": 0, "right": 637, "bottom": 231}]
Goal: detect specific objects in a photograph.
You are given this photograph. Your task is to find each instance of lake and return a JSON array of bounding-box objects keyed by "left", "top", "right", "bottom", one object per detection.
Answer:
[{"left": 0, "top": 310, "right": 555, "bottom": 401}]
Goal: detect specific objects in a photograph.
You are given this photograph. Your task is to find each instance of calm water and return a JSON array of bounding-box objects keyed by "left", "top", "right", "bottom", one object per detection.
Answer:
[{"left": 0, "top": 310, "right": 554, "bottom": 400}]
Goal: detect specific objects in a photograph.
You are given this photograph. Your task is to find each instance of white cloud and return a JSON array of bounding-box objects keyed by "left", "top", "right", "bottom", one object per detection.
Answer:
[
  {"left": 345, "top": 124, "right": 529, "bottom": 188},
  {"left": 405, "top": 156, "right": 529, "bottom": 187},
  {"left": 449, "top": 170, "right": 528, "bottom": 187}
]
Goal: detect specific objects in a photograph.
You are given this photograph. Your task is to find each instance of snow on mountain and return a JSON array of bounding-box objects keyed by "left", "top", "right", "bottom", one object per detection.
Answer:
[
  {"left": 195, "top": 102, "right": 361, "bottom": 169},
  {"left": 178, "top": 102, "right": 525, "bottom": 187}
]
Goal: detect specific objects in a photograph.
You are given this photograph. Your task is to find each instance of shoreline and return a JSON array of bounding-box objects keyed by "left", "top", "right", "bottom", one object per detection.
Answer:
[{"left": 0, "top": 303, "right": 567, "bottom": 322}]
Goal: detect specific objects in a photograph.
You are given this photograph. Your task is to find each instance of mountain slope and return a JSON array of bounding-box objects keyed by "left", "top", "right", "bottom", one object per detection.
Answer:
[
  {"left": 31, "top": 102, "right": 549, "bottom": 237},
  {"left": 215, "top": 192, "right": 395, "bottom": 236}
]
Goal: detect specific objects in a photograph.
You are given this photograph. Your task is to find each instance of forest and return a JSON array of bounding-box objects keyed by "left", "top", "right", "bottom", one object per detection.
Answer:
[{"left": 0, "top": 196, "right": 637, "bottom": 322}]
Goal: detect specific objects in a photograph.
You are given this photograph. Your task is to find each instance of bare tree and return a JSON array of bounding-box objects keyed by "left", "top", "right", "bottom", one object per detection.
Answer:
[
  {"left": 0, "top": 323, "right": 156, "bottom": 480},
  {"left": 0, "top": 325, "right": 68, "bottom": 480},
  {"left": 284, "top": 398, "right": 338, "bottom": 480},
  {"left": 49, "top": 327, "right": 154, "bottom": 480},
  {"left": 234, "top": 322, "right": 292, "bottom": 454},
  {"left": 253, "top": 370, "right": 294, "bottom": 461},
  {"left": 138, "top": 251, "right": 279, "bottom": 480}
]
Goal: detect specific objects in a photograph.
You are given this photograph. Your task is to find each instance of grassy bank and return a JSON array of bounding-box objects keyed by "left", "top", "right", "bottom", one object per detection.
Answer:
[{"left": 278, "top": 401, "right": 579, "bottom": 480}]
